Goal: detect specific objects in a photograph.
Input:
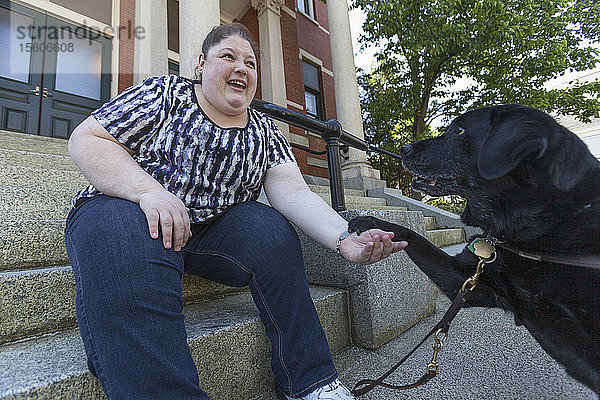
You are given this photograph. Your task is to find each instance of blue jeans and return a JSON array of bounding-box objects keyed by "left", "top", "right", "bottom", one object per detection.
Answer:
[{"left": 65, "top": 195, "right": 337, "bottom": 399}]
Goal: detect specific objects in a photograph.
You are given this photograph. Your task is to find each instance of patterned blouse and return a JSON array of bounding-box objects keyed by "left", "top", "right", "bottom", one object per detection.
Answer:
[{"left": 71, "top": 75, "right": 296, "bottom": 223}]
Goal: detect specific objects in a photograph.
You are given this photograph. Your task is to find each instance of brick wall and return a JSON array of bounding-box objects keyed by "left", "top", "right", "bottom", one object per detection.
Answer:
[{"left": 118, "top": 0, "right": 135, "bottom": 92}]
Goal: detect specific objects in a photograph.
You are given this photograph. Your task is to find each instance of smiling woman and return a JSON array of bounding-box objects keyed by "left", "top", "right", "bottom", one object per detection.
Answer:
[{"left": 64, "top": 21, "right": 405, "bottom": 400}]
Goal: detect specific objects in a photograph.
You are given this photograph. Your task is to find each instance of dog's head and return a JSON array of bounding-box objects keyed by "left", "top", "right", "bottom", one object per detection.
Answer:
[{"left": 401, "top": 105, "right": 599, "bottom": 234}]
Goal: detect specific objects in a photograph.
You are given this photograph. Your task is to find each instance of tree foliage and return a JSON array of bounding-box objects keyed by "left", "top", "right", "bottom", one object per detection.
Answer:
[{"left": 353, "top": 0, "right": 600, "bottom": 193}]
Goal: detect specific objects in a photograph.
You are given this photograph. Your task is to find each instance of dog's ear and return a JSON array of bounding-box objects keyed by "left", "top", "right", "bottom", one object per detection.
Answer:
[
  {"left": 477, "top": 111, "right": 548, "bottom": 180},
  {"left": 548, "top": 132, "right": 595, "bottom": 191}
]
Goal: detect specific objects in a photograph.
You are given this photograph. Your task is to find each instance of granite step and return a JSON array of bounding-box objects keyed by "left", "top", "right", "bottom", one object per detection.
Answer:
[
  {"left": 0, "top": 266, "right": 245, "bottom": 344},
  {"left": 0, "top": 186, "right": 73, "bottom": 220},
  {"left": 306, "top": 184, "right": 365, "bottom": 197},
  {"left": 0, "top": 194, "right": 404, "bottom": 272},
  {"left": 424, "top": 216, "right": 436, "bottom": 230},
  {"left": 0, "top": 130, "right": 69, "bottom": 157},
  {"left": 0, "top": 148, "right": 77, "bottom": 171},
  {"left": 316, "top": 192, "right": 387, "bottom": 207},
  {"left": 1, "top": 219, "right": 67, "bottom": 270},
  {"left": 0, "top": 286, "right": 350, "bottom": 400},
  {"left": 426, "top": 228, "right": 466, "bottom": 248},
  {"left": 0, "top": 165, "right": 88, "bottom": 190}
]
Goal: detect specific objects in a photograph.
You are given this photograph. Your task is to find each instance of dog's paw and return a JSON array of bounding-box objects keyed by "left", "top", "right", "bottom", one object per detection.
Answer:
[{"left": 348, "top": 216, "right": 383, "bottom": 235}]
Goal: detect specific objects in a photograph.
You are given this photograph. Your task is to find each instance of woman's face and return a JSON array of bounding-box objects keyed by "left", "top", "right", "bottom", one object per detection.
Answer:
[{"left": 198, "top": 35, "right": 258, "bottom": 116}]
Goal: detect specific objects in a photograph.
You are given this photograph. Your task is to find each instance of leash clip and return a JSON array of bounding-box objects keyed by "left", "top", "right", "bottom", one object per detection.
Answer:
[{"left": 468, "top": 238, "right": 497, "bottom": 263}]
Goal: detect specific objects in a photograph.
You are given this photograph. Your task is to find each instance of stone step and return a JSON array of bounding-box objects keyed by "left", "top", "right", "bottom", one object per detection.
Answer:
[
  {"left": 0, "top": 266, "right": 245, "bottom": 344},
  {"left": 307, "top": 184, "right": 365, "bottom": 197},
  {"left": 0, "top": 148, "right": 77, "bottom": 171},
  {"left": 0, "top": 165, "right": 89, "bottom": 190},
  {"left": 426, "top": 228, "right": 466, "bottom": 248},
  {"left": 0, "top": 186, "right": 73, "bottom": 220},
  {"left": 316, "top": 192, "right": 387, "bottom": 207},
  {"left": 1, "top": 219, "right": 67, "bottom": 270},
  {"left": 424, "top": 216, "right": 436, "bottom": 230},
  {"left": 0, "top": 286, "right": 350, "bottom": 400},
  {"left": 0, "top": 130, "right": 69, "bottom": 157}
]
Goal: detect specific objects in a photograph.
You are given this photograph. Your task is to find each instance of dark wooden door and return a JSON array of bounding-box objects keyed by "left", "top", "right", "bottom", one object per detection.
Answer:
[{"left": 0, "top": 0, "right": 111, "bottom": 138}]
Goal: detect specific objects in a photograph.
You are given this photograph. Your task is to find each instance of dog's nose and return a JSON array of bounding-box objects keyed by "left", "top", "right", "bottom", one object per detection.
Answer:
[{"left": 400, "top": 144, "right": 413, "bottom": 158}]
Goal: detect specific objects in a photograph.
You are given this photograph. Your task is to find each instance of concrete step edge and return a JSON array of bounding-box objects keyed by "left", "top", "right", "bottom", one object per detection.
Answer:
[
  {"left": 0, "top": 148, "right": 77, "bottom": 171},
  {"left": 0, "top": 266, "right": 247, "bottom": 344},
  {"left": 0, "top": 131, "right": 70, "bottom": 157},
  {"left": 424, "top": 216, "right": 437, "bottom": 230},
  {"left": 1, "top": 219, "right": 68, "bottom": 271},
  {"left": 0, "top": 286, "right": 350, "bottom": 400},
  {"left": 316, "top": 192, "right": 387, "bottom": 205},
  {"left": 307, "top": 184, "right": 365, "bottom": 197},
  {"left": 0, "top": 165, "right": 89, "bottom": 190},
  {"left": 427, "top": 228, "right": 467, "bottom": 248},
  {"left": 0, "top": 130, "right": 70, "bottom": 145}
]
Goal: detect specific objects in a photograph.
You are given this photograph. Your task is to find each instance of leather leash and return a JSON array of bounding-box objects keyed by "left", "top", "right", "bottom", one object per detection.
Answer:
[{"left": 351, "top": 238, "right": 497, "bottom": 397}]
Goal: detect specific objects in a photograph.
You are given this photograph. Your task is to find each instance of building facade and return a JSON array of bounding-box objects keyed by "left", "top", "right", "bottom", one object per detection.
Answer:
[{"left": 0, "top": 0, "right": 381, "bottom": 180}]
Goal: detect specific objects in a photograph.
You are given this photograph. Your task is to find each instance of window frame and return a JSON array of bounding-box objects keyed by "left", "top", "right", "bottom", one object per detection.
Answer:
[
  {"left": 297, "top": 0, "right": 314, "bottom": 19},
  {"left": 302, "top": 60, "right": 323, "bottom": 120}
]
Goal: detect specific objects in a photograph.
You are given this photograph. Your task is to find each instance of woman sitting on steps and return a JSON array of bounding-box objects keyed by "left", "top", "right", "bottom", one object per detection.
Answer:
[{"left": 65, "top": 22, "right": 407, "bottom": 400}]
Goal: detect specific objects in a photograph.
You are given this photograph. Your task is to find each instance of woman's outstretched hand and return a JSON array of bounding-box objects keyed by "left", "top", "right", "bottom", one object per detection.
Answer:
[
  {"left": 138, "top": 189, "right": 192, "bottom": 252},
  {"left": 339, "top": 229, "right": 407, "bottom": 265}
]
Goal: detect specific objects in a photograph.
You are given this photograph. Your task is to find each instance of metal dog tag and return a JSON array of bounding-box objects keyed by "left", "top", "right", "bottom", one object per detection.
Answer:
[{"left": 468, "top": 239, "right": 495, "bottom": 259}]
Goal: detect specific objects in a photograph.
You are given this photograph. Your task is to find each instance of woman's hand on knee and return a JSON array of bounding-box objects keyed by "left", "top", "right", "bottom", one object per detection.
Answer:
[{"left": 138, "top": 189, "right": 192, "bottom": 251}]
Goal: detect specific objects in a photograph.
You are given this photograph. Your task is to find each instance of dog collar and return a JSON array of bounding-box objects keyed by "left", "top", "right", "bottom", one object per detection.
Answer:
[{"left": 495, "top": 241, "right": 600, "bottom": 270}]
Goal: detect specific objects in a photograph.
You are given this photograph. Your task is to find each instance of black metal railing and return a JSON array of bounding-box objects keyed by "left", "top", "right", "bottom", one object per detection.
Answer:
[{"left": 251, "top": 98, "right": 402, "bottom": 211}]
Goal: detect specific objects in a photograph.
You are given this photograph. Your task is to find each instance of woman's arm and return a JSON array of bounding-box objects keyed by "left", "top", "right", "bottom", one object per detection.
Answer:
[
  {"left": 263, "top": 162, "right": 407, "bottom": 264},
  {"left": 68, "top": 116, "right": 191, "bottom": 251}
]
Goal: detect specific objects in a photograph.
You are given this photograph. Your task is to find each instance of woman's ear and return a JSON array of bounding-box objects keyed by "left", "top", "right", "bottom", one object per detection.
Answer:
[{"left": 198, "top": 53, "right": 205, "bottom": 72}]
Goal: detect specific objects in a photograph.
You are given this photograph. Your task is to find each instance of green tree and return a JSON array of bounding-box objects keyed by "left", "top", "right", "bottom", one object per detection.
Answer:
[{"left": 353, "top": 0, "right": 600, "bottom": 194}]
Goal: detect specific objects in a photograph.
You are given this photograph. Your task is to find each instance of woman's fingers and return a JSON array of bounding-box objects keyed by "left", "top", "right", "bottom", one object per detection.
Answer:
[
  {"left": 171, "top": 212, "right": 190, "bottom": 252},
  {"left": 159, "top": 213, "right": 174, "bottom": 249},
  {"left": 343, "top": 229, "right": 408, "bottom": 265},
  {"left": 144, "top": 208, "right": 160, "bottom": 240},
  {"left": 139, "top": 190, "right": 191, "bottom": 251}
]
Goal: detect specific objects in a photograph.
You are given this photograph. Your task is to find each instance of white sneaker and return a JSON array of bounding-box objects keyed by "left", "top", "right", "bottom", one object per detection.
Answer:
[{"left": 285, "top": 379, "right": 356, "bottom": 399}]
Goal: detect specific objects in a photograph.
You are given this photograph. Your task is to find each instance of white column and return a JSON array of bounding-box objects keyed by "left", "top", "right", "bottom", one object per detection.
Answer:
[
  {"left": 251, "top": 0, "right": 289, "bottom": 137},
  {"left": 133, "top": 0, "right": 169, "bottom": 84},
  {"left": 327, "top": 0, "right": 380, "bottom": 180},
  {"left": 179, "top": 0, "right": 220, "bottom": 79}
]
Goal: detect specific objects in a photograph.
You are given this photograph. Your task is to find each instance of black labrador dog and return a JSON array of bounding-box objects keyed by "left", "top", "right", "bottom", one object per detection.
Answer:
[{"left": 349, "top": 105, "right": 600, "bottom": 393}]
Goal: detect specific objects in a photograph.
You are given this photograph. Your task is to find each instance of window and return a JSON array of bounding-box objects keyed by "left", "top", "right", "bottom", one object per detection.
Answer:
[
  {"left": 50, "top": 0, "right": 112, "bottom": 25},
  {"left": 168, "top": 60, "right": 179, "bottom": 76},
  {"left": 167, "top": 0, "right": 179, "bottom": 52},
  {"left": 297, "top": 0, "right": 314, "bottom": 19},
  {"left": 302, "top": 61, "right": 322, "bottom": 119}
]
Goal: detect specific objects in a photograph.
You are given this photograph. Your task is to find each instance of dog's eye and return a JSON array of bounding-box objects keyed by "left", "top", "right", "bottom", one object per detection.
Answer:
[{"left": 456, "top": 126, "right": 465, "bottom": 135}]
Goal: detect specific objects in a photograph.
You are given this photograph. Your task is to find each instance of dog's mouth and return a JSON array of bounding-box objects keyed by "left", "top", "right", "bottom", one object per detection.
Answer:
[{"left": 412, "top": 175, "right": 455, "bottom": 195}]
